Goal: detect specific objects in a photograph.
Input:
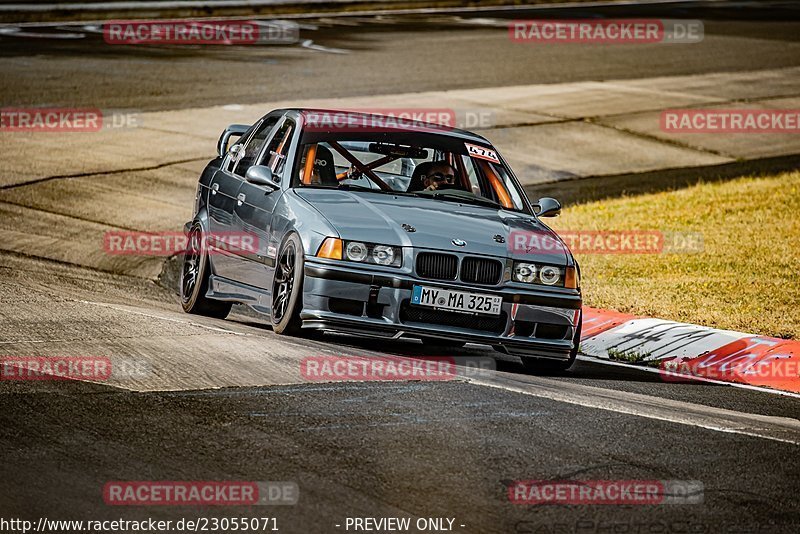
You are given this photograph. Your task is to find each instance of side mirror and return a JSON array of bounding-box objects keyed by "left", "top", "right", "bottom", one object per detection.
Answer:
[
  {"left": 245, "top": 165, "right": 278, "bottom": 188},
  {"left": 534, "top": 197, "right": 561, "bottom": 217}
]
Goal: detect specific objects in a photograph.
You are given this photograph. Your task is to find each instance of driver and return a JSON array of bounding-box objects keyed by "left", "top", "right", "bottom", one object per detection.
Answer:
[{"left": 408, "top": 160, "right": 457, "bottom": 192}]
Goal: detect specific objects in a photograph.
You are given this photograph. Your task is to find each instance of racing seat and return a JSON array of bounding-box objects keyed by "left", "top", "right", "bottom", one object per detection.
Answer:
[
  {"left": 300, "top": 144, "right": 337, "bottom": 186},
  {"left": 406, "top": 161, "right": 434, "bottom": 192},
  {"left": 314, "top": 145, "right": 337, "bottom": 186}
]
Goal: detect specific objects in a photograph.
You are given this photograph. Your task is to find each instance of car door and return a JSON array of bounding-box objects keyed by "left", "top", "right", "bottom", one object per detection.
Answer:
[
  {"left": 208, "top": 116, "right": 278, "bottom": 280},
  {"left": 232, "top": 116, "right": 296, "bottom": 290}
]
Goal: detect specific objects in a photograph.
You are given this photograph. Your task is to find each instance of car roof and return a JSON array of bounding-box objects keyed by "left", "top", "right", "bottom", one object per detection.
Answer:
[{"left": 272, "top": 108, "right": 493, "bottom": 145}]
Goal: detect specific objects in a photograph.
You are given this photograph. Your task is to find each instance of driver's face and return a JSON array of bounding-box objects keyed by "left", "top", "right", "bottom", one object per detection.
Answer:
[{"left": 423, "top": 165, "right": 456, "bottom": 190}]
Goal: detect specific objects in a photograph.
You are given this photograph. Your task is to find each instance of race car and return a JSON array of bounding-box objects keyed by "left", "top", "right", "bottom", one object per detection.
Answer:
[{"left": 181, "top": 109, "right": 582, "bottom": 371}]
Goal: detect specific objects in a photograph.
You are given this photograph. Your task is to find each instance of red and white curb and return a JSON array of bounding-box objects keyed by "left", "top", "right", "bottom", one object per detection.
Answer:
[{"left": 579, "top": 307, "right": 800, "bottom": 394}]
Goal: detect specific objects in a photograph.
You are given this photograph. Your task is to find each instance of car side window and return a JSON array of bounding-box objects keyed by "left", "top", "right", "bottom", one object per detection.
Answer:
[
  {"left": 233, "top": 117, "right": 278, "bottom": 177},
  {"left": 259, "top": 119, "right": 296, "bottom": 179}
]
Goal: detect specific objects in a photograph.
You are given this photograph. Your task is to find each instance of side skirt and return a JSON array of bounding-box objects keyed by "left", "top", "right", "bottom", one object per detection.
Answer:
[{"left": 207, "top": 275, "right": 272, "bottom": 315}]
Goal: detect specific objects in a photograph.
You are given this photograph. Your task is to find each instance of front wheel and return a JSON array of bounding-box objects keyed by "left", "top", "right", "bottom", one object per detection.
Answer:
[
  {"left": 180, "top": 223, "right": 232, "bottom": 319},
  {"left": 271, "top": 234, "right": 304, "bottom": 335}
]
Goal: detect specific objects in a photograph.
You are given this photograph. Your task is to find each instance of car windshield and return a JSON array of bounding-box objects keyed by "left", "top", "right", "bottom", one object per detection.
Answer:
[{"left": 292, "top": 132, "right": 530, "bottom": 213}]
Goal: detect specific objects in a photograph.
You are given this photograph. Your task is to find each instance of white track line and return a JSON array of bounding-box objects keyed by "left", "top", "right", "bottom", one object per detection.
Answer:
[
  {"left": 0, "top": 28, "right": 85, "bottom": 38},
  {"left": 576, "top": 355, "right": 800, "bottom": 399},
  {"left": 468, "top": 370, "right": 800, "bottom": 445},
  {"left": 79, "top": 300, "right": 253, "bottom": 336},
  {"left": 300, "top": 39, "right": 348, "bottom": 54}
]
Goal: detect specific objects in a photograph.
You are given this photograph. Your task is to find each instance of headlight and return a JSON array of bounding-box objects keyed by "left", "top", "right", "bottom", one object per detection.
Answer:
[
  {"left": 512, "top": 261, "right": 572, "bottom": 287},
  {"left": 372, "top": 245, "right": 395, "bottom": 266},
  {"left": 513, "top": 263, "right": 537, "bottom": 283},
  {"left": 345, "top": 241, "right": 368, "bottom": 262},
  {"left": 539, "top": 265, "right": 561, "bottom": 286},
  {"left": 317, "top": 237, "right": 402, "bottom": 267}
]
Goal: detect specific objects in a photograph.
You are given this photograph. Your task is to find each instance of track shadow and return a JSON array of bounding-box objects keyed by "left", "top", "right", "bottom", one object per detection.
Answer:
[{"left": 525, "top": 154, "right": 800, "bottom": 206}]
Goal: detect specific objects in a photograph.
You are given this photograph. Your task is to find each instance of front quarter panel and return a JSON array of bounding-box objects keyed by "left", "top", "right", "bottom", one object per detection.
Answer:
[{"left": 270, "top": 189, "right": 339, "bottom": 259}]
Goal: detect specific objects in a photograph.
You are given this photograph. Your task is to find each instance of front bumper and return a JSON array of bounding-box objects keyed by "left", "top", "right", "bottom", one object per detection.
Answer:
[{"left": 302, "top": 260, "right": 581, "bottom": 360}]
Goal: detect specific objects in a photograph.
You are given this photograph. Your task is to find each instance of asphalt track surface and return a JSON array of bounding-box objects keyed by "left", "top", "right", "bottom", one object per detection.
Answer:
[
  {"left": 1, "top": 1, "right": 799, "bottom": 533},
  {"left": 1, "top": 1, "right": 800, "bottom": 110}
]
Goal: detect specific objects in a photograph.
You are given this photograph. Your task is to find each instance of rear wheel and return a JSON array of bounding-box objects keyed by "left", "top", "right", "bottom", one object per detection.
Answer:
[
  {"left": 271, "top": 234, "right": 304, "bottom": 335},
  {"left": 180, "top": 223, "right": 232, "bottom": 319},
  {"left": 521, "top": 314, "right": 582, "bottom": 374}
]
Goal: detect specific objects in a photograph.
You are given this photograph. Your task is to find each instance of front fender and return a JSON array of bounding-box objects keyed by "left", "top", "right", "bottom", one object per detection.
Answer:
[{"left": 270, "top": 189, "right": 339, "bottom": 259}]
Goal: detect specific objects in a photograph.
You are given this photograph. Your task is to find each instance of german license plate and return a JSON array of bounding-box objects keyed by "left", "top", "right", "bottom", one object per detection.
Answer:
[{"left": 411, "top": 285, "right": 502, "bottom": 316}]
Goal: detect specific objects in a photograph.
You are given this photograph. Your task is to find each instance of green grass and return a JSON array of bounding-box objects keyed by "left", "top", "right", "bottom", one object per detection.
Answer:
[
  {"left": 607, "top": 348, "right": 652, "bottom": 364},
  {"left": 548, "top": 171, "right": 800, "bottom": 339}
]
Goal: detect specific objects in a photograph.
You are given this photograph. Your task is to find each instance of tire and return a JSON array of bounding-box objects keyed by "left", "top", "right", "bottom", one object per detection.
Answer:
[
  {"left": 271, "top": 233, "right": 304, "bottom": 335},
  {"left": 180, "top": 223, "right": 232, "bottom": 319},
  {"left": 521, "top": 313, "right": 582, "bottom": 375}
]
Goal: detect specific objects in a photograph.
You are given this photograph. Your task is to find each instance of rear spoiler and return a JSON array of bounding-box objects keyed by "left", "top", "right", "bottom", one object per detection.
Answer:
[{"left": 217, "top": 124, "right": 249, "bottom": 157}]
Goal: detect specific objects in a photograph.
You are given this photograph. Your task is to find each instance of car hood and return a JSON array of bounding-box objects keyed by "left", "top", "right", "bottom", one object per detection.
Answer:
[{"left": 294, "top": 189, "right": 568, "bottom": 264}]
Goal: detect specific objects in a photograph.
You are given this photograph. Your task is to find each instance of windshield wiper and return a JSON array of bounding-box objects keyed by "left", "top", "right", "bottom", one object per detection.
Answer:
[
  {"left": 337, "top": 183, "right": 373, "bottom": 190},
  {"left": 416, "top": 190, "right": 502, "bottom": 208},
  {"left": 337, "top": 183, "right": 390, "bottom": 193},
  {"left": 338, "top": 183, "right": 414, "bottom": 195}
]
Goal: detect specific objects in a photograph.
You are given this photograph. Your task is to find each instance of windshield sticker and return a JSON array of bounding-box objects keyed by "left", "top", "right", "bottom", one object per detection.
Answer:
[{"left": 465, "top": 143, "right": 500, "bottom": 163}]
